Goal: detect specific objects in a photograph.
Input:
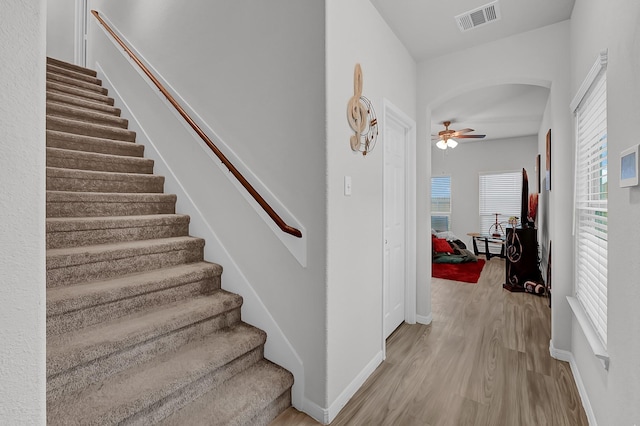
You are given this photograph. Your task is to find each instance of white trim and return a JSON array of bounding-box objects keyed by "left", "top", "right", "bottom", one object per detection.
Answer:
[
  {"left": 92, "top": 11, "right": 307, "bottom": 266},
  {"left": 549, "top": 340, "right": 598, "bottom": 426},
  {"left": 416, "top": 313, "right": 432, "bottom": 325},
  {"left": 567, "top": 297, "right": 610, "bottom": 370},
  {"left": 73, "top": 0, "right": 87, "bottom": 66},
  {"left": 302, "top": 398, "right": 329, "bottom": 425},
  {"left": 95, "top": 63, "right": 306, "bottom": 410},
  {"left": 570, "top": 50, "right": 608, "bottom": 113},
  {"left": 381, "top": 99, "right": 417, "bottom": 351},
  {"left": 325, "top": 351, "right": 384, "bottom": 424}
]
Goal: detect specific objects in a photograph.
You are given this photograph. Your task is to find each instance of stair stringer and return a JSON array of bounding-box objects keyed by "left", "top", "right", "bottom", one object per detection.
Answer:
[{"left": 95, "top": 63, "right": 306, "bottom": 411}]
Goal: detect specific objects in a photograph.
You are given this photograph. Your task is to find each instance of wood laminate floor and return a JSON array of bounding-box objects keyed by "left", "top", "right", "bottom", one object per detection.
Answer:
[{"left": 271, "top": 257, "right": 588, "bottom": 426}]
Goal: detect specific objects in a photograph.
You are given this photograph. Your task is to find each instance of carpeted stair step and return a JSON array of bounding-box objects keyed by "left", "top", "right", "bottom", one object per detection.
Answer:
[
  {"left": 47, "top": 90, "right": 121, "bottom": 116},
  {"left": 160, "top": 359, "right": 293, "bottom": 426},
  {"left": 47, "top": 71, "right": 108, "bottom": 95},
  {"left": 47, "top": 115, "right": 136, "bottom": 142},
  {"left": 47, "top": 63, "right": 103, "bottom": 86},
  {"left": 47, "top": 80, "right": 114, "bottom": 105},
  {"left": 47, "top": 130, "right": 144, "bottom": 157},
  {"left": 46, "top": 147, "right": 153, "bottom": 175},
  {"left": 46, "top": 293, "right": 246, "bottom": 404},
  {"left": 46, "top": 191, "right": 176, "bottom": 218},
  {"left": 46, "top": 236, "right": 205, "bottom": 287},
  {"left": 46, "top": 214, "right": 189, "bottom": 249},
  {"left": 47, "top": 261, "right": 222, "bottom": 336},
  {"left": 47, "top": 101, "right": 128, "bottom": 128},
  {"left": 46, "top": 167, "right": 164, "bottom": 193},
  {"left": 47, "top": 57, "right": 97, "bottom": 77}
]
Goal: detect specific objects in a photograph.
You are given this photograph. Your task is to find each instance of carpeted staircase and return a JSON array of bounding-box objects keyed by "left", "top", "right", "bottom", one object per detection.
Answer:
[{"left": 45, "top": 57, "right": 293, "bottom": 425}]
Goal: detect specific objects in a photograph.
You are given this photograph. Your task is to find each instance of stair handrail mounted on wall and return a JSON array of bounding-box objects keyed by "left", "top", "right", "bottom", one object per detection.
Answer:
[{"left": 90, "top": 10, "right": 302, "bottom": 239}]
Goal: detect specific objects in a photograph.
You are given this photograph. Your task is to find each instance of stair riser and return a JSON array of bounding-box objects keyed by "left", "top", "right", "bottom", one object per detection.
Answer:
[
  {"left": 249, "top": 391, "right": 293, "bottom": 426},
  {"left": 47, "top": 57, "right": 97, "bottom": 77},
  {"left": 48, "top": 276, "right": 221, "bottom": 336},
  {"left": 47, "top": 103, "right": 128, "bottom": 129},
  {"left": 47, "top": 221, "right": 188, "bottom": 249},
  {"left": 47, "top": 81, "right": 114, "bottom": 105},
  {"left": 47, "top": 72, "right": 108, "bottom": 95},
  {"left": 47, "top": 117, "right": 136, "bottom": 142},
  {"left": 46, "top": 174, "right": 164, "bottom": 194},
  {"left": 47, "top": 198, "right": 175, "bottom": 218},
  {"left": 46, "top": 149, "right": 153, "bottom": 175},
  {"left": 47, "top": 64, "right": 102, "bottom": 85},
  {"left": 128, "top": 348, "right": 264, "bottom": 426},
  {"left": 47, "top": 308, "right": 244, "bottom": 403},
  {"left": 47, "top": 131, "right": 144, "bottom": 157},
  {"left": 47, "top": 242, "right": 204, "bottom": 287}
]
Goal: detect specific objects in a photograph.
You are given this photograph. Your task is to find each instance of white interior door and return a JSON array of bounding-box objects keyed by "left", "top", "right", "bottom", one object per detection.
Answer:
[{"left": 383, "top": 117, "right": 407, "bottom": 339}]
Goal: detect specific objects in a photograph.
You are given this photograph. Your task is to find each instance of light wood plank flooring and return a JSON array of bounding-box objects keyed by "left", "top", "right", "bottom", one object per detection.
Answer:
[{"left": 271, "top": 257, "right": 588, "bottom": 426}]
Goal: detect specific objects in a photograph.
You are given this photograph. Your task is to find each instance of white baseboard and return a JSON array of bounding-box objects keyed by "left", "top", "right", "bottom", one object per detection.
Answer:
[
  {"left": 307, "top": 351, "right": 383, "bottom": 425},
  {"left": 416, "top": 313, "right": 432, "bottom": 325},
  {"left": 549, "top": 340, "right": 597, "bottom": 426}
]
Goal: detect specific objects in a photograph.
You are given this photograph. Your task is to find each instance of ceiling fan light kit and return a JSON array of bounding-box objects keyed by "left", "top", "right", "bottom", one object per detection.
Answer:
[{"left": 433, "top": 120, "right": 485, "bottom": 150}]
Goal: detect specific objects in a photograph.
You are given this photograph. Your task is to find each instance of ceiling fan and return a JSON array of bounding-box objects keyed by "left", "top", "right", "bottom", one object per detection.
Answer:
[{"left": 432, "top": 120, "right": 486, "bottom": 149}]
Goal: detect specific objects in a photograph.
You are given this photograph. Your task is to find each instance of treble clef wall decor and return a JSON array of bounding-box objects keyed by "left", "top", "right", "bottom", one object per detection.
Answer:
[{"left": 347, "top": 64, "right": 378, "bottom": 156}]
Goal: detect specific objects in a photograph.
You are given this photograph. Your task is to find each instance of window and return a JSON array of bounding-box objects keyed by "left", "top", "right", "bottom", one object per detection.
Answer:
[
  {"left": 573, "top": 53, "right": 608, "bottom": 347},
  {"left": 478, "top": 171, "right": 521, "bottom": 234},
  {"left": 431, "top": 176, "right": 451, "bottom": 231}
]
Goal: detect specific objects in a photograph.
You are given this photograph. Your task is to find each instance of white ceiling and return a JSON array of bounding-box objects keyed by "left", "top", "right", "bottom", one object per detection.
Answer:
[{"left": 370, "top": 0, "right": 575, "bottom": 143}]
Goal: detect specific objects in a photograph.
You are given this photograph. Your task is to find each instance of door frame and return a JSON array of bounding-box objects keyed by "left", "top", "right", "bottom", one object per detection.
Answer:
[
  {"left": 74, "top": 0, "right": 88, "bottom": 66},
  {"left": 381, "top": 99, "right": 416, "bottom": 359}
]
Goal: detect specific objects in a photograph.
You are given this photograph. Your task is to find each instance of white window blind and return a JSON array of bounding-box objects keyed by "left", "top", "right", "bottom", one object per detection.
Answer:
[
  {"left": 478, "top": 171, "right": 521, "bottom": 234},
  {"left": 574, "top": 63, "right": 608, "bottom": 347},
  {"left": 431, "top": 176, "right": 451, "bottom": 231}
]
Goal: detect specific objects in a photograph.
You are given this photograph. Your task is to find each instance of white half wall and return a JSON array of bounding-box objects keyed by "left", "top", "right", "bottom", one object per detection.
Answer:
[
  {"left": 326, "top": 0, "right": 417, "bottom": 421},
  {"left": 431, "top": 136, "right": 538, "bottom": 242},
  {"left": 568, "top": 0, "right": 640, "bottom": 423},
  {"left": 0, "top": 1, "right": 47, "bottom": 423},
  {"left": 418, "top": 20, "right": 572, "bottom": 352}
]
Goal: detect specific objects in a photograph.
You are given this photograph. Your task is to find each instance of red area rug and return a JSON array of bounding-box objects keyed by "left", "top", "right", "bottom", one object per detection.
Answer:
[{"left": 432, "top": 259, "right": 486, "bottom": 283}]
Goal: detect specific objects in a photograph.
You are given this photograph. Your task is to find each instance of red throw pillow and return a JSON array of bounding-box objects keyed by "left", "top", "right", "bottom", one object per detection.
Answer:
[{"left": 433, "top": 238, "right": 453, "bottom": 254}]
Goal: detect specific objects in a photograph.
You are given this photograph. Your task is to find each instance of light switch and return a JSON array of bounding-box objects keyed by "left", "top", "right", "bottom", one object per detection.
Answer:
[{"left": 344, "top": 176, "right": 352, "bottom": 196}]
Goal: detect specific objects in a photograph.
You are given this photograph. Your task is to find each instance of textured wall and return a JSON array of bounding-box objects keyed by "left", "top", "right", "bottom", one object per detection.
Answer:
[{"left": 0, "top": 1, "right": 47, "bottom": 424}]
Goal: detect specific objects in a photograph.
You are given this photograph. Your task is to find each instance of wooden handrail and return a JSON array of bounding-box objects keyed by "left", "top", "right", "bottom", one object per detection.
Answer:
[{"left": 91, "top": 10, "right": 302, "bottom": 238}]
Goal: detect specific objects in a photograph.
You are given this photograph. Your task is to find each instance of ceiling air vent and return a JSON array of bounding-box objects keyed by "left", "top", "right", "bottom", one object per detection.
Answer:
[{"left": 455, "top": 1, "right": 502, "bottom": 32}]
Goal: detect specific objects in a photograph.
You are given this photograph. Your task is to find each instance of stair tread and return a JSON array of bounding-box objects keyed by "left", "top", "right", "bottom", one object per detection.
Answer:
[
  {"left": 46, "top": 235, "right": 202, "bottom": 264},
  {"left": 46, "top": 214, "right": 189, "bottom": 232},
  {"left": 47, "top": 115, "right": 136, "bottom": 142},
  {"left": 47, "top": 101, "right": 128, "bottom": 127},
  {"left": 46, "top": 147, "right": 152, "bottom": 171},
  {"left": 47, "top": 261, "right": 221, "bottom": 316},
  {"left": 47, "top": 322, "right": 264, "bottom": 425},
  {"left": 160, "top": 359, "right": 293, "bottom": 426},
  {"left": 47, "top": 291, "right": 244, "bottom": 378},
  {"left": 47, "top": 63, "right": 102, "bottom": 85},
  {"left": 46, "top": 130, "right": 143, "bottom": 157},
  {"left": 47, "top": 91, "right": 121, "bottom": 116},
  {"left": 47, "top": 81, "right": 114, "bottom": 105},
  {"left": 47, "top": 57, "right": 97, "bottom": 77},
  {"left": 47, "top": 190, "right": 175, "bottom": 202},
  {"left": 47, "top": 71, "right": 107, "bottom": 94},
  {"left": 46, "top": 166, "right": 163, "bottom": 182}
]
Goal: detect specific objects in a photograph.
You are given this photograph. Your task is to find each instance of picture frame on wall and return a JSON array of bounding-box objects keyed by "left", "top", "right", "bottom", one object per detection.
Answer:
[{"left": 545, "top": 129, "right": 551, "bottom": 191}]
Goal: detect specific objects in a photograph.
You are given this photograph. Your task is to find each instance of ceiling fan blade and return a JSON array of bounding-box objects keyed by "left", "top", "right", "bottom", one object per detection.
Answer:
[
  {"left": 452, "top": 128, "right": 474, "bottom": 135},
  {"left": 456, "top": 134, "right": 486, "bottom": 139}
]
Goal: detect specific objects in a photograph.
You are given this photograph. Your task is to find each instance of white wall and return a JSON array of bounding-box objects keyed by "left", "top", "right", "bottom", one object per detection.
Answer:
[
  {"left": 88, "top": 0, "right": 327, "bottom": 412},
  {"left": 0, "top": 1, "right": 47, "bottom": 423},
  {"left": 46, "top": 0, "right": 76, "bottom": 62},
  {"left": 418, "top": 21, "right": 573, "bottom": 351},
  {"left": 431, "top": 136, "right": 537, "bottom": 242},
  {"left": 569, "top": 0, "right": 640, "bottom": 424},
  {"left": 325, "top": 0, "right": 416, "bottom": 421}
]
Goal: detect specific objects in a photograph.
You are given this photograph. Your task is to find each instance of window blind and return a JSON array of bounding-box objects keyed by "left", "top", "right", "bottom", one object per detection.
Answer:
[
  {"left": 431, "top": 176, "right": 451, "bottom": 231},
  {"left": 478, "top": 171, "right": 521, "bottom": 233},
  {"left": 574, "top": 68, "right": 608, "bottom": 347}
]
